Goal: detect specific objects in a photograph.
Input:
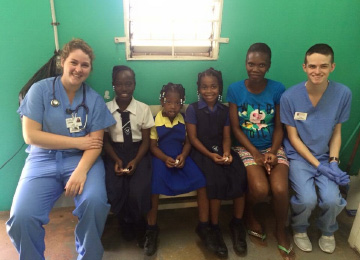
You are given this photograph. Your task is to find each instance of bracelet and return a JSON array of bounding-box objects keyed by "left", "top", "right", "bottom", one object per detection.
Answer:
[{"left": 329, "top": 157, "right": 340, "bottom": 164}]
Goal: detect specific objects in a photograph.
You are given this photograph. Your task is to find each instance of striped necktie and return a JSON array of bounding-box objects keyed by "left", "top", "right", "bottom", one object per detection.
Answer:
[{"left": 117, "top": 109, "right": 132, "bottom": 148}]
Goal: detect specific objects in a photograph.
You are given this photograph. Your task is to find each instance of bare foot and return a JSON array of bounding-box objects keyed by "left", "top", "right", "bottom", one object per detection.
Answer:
[
  {"left": 246, "top": 214, "right": 267, "bottom": 246},
  {"left": 276, "top": 227, "right": 295, "bottom": 260}
]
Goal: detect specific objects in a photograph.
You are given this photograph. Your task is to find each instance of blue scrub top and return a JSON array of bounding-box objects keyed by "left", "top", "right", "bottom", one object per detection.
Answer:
[
  {"left": 280, "top": 81, "right": 352, "bottom": 163},
  {"left": 18, "top": 77, "right": 116, "bottom": 154}
]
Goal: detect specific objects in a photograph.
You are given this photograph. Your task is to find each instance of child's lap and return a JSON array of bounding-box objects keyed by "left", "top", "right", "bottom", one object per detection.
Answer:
[
  {"left": 190, "top": 149, "right": 247, "bottom": 199},
  {"left": 233, "top": 146, "right": 289, "bottom": 167}
]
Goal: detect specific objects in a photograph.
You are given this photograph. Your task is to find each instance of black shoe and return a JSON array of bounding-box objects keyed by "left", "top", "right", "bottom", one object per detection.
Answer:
[
  {"left": 195, "top": 223, "right": 209, "bottom": 241},
  {"left": 120, "top": 222, "right": 136, "bottom": 241},
  {"left": 213, "top": 227, "right": 228, "bottom": 258},
  {"left": 196, "top": 224, "right": 217, "bottom": 252},
  {"left": 229, "top": 219, "right": 247, "bottom": 254},
  {"left": 135, "top": 220, "right": 147, "bottom": 248},
  {"left": 144, "top": 229, "right": 159, "bottom": 256}
]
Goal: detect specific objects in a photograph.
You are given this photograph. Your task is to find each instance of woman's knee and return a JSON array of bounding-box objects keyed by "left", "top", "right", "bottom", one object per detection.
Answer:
[
  {"left": 271, "top": 183, "right": 288, "bottom": 198},
  {"left": 75, "top": 191, "right": 109, "bottom": 217},
  {"left": 248, "top": 182, "right": 269, "bottom": 201},
  {"left": 6, "top": 210, "right": 45, "bottom": 239}
]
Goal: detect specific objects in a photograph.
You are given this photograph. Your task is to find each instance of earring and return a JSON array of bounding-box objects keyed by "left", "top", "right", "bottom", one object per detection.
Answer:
[
  {"left": 112, "top": 86, "right": 115, "bottom": 91},
  {"left": 218, "top": 94, "right": 222, "bottom": 102},
  {"left": 197, "top": 91, "right": 200, "bottom": 101}
]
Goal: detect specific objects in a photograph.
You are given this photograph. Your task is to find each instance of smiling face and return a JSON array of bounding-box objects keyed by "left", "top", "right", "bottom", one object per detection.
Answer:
[
  {"left": 113, "top": 69, "right": 135, "bottom": 105},
  {"left": 61, "top": 49, "right": 91, "bottom": 89},
  {"left": 161, "top": 91, "right": 182, "bottom": 122},
  {"left": 303, "top": 53, "right": 335, "bottom": 86},
  {"left": 198, "top": 75, "right": 220, "bottom": 107},
  {"left": 245, "top": 52, "right": 271, "bottom": 82}
]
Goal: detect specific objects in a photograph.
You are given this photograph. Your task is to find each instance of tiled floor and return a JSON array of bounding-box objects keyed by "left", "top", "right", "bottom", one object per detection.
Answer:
[{"left": 1, "top": 203, "right": 359, "bottom": 260}]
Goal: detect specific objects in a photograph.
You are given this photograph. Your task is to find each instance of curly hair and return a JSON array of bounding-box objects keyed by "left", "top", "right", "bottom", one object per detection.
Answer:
[{"left": 61, "top": 38, "right": 95, "bottom": 68}]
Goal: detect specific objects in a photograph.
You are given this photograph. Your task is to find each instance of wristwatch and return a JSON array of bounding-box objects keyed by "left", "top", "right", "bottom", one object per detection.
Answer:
[{"left": 329, "top": 157, "right": 340, "bottom": 164}]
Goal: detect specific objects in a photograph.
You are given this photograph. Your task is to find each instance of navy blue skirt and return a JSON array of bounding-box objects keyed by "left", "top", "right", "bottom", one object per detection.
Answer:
[{"left": 104, "top": 142, "right": 152, "bottom": 221}]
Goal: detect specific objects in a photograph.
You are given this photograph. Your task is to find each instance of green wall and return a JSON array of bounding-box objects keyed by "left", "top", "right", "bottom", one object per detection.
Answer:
[{"left": 0, "top": 0, "right": 359, "bottom": 211}]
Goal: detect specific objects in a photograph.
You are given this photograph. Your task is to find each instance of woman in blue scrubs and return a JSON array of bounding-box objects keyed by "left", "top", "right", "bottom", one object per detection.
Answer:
[{"left": 6, "top": 39, "right": 116, "bottom": 260}]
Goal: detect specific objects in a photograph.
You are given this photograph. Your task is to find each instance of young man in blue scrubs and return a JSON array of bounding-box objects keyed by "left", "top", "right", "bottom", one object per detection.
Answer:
[{"left": 280, "top": 44, "right": 352, "bottom": 254}]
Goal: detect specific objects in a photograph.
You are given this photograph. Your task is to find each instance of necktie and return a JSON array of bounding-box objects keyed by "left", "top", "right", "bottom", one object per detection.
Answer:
[{"left": 117, "top": 109, "right": 132, "bottom": 149}]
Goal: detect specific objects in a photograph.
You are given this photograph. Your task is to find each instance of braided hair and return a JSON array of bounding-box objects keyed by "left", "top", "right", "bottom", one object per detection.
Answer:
[
  {"left": 197, "top": 67, "right": 223, "bottom": 96},
  {"left": 159, "top": 82, "right": 186, "bottom": 105}
]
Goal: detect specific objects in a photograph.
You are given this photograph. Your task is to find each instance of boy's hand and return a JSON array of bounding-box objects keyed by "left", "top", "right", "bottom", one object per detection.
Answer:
[
  {"left": 329, "top": 162, "right": 350, "bottom": 186},
  {"left": 317, "top": 163, "right": 338, "bottom": 182}
]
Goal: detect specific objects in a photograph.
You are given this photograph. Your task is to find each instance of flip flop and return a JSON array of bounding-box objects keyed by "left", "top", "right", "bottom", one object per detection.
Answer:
[
  {"left": 278, "top": 244, "right": 295, "bottom": 260},
  {"left": 247, "top": 229, "right": 266, "bottom": 241}
]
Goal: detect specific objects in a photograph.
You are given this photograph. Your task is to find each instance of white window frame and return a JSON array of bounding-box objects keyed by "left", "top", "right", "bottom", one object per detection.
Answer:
[{"left": 114, "top": 0, "right": 229, "bottom": 60}]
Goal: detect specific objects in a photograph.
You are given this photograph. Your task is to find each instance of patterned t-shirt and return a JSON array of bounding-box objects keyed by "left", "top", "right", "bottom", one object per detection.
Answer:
[{"left": 227, "top": 79, "right": 285, "bottom": 150}]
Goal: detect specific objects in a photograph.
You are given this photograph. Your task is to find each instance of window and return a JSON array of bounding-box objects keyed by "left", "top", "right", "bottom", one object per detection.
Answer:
[{"left": 115, "top": 0, "right": 228, "bottom": 60}]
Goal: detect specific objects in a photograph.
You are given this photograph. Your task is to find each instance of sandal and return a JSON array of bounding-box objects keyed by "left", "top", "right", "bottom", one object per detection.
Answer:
[
  {"left": 278, "top": 244, "right": 295, "bottom": 260},
  {"left": 247, "top": 229, "right": 267, "bottom": 247},
  {"left": 247, "top": 229, "right": 266, "bottom": 241}
]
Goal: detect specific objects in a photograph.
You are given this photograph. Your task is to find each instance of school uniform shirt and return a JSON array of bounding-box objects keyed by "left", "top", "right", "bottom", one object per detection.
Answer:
[
  {"left": 185, "top": 100, "right": 247, "bottom": 200},
  {"left": 106, "top": 97, "right": 155, "bottom": 142},
  {"left": 150, "top": 111, "right": 206, "bottom": 196}
]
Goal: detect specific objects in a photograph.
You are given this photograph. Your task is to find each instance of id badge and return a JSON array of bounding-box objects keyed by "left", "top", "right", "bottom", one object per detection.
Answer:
[
  {"left": 74, "top": 117, "right": 82, "bottom": 127},
  {"left": 66, "top": 116, "right": 82, "bottom": 133},
  {"left": 294, "top": 112, "right": 307, "bottom": 120},
  {"left": 66, "top": 117, "right": 75, "bottom": 128}
]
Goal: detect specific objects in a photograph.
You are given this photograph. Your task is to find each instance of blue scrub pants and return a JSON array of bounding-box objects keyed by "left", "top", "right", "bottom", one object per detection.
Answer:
[
  {"left": 289, "top": 160, "right": 346, "bottom": 236},
  {"left": 6, "top": 152, "right": 110, "bottom": 260}
]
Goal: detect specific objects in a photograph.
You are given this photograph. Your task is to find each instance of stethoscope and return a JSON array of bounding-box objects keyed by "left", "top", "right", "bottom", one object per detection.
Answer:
[{"left": 51, "top": 76, "right": 89, "bottom": 130}]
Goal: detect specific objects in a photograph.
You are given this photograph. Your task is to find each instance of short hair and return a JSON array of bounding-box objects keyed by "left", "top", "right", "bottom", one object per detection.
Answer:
[
  {"left": 159, "top": 83, "right": 186, "bottom": 104},
  {"left": 197, "top": 67, "right": 223, "bottom": 95},
  {"left": 304, "top": 43, "right": 334, "bottom": 64},
  {"left": 61, "top": 39, "right": 95, "bottom": 68},
  {"left": 112, "top": 65, "right": 136, "bottom": 83},
  {"left": 246, "top": 43, "right": 272, "bottom": 61}
]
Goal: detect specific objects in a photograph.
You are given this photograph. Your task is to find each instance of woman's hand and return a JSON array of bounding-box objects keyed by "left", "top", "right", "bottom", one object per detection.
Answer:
[
  {"left": 264, "top": 152, "right": 278, "bottom": 166},
  {"left": 76, "top": 134, "right": 103, "bottom": 150},
  {"left": 264, "top": 152, "right": 278, "bottom": 174},
  {"left": 65, "top": 169, "right": 87, "bottom": 197},
  {"left": 175, "top": 154, "right": 185, "bottom": 168},
  {"left": 253, "top": 150, "right": 266, "bottom": 166}
]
